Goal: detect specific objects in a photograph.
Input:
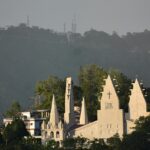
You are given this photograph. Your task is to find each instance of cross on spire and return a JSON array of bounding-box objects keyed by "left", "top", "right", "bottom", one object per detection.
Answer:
[{"left": 107, "top": 91, "right": 112, "bottom": 99}]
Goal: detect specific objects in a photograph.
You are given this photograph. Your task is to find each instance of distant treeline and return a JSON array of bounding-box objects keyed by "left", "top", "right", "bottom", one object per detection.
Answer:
[{"left": 0, "top": 24, "right": 150, "bottom": 116}]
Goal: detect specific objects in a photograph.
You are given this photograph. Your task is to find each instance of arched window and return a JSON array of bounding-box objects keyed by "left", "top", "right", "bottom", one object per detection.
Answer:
[
  {"left": 56, "top": 131, "right": 60, "bottom": 138},
  {"left": 50, "top": 131, "right": 54, "bottom": 138}
]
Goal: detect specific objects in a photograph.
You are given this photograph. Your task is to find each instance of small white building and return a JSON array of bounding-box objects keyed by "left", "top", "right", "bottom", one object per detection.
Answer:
[
  {"left": 21, "top": 111, "right": 43, "bottom": 136},
  {"left": 3, "top": 109, "right": 49, "bottom": 137}
]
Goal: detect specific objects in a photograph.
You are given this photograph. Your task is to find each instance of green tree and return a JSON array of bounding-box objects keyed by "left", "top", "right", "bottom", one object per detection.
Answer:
[
  {"left": 45, "top": 140, "right": 59, "bottom": 150},
  {"left": 0, "top": 133, "right": 3, "bottom": 145},
  {"left": 73, "top": 85, "right": 83, "bottom": 106},
  {"left": 120, "top": 131, "right": 150, "bottom": 150},
  {"left": 3, "top": 119, "right": 29, "bottom": 145},
  {"left": 75, "top": 136, "right": 88, "bottom": 149},
  {"left": 63, "top": 137, "right": 88, "bottom": 150},
  {"left": 22, "top": 137, "right": 45, "bottom": 150},
  {"left": 89, "top": 138, "right": 109, "bottom": 150},
  {"left": 78, "top": 65, "right": 131, "bottom": 121},
  {"left": 134, "top": 115, "right": 150, "bottom": 135},
  {"left": 109, "top": 69, "right": 131, "bottom": 111},
  {"left": 107, "top": 134, "right": 121, "bottom": 150},
  {"left": 63, "top": 138, "right": 76, "bottom": 149},
  {"left": 120, "top": 115, "right": 150, "bottom": 150},
  {"left": 78, "top": 64, "right": 107, "bottom": 121},
  {"left": 5, "top": 101, "right": 21, "bottom": 118},
  {"left": 35, "top": 75, "right": 65, "bottom": 115}
]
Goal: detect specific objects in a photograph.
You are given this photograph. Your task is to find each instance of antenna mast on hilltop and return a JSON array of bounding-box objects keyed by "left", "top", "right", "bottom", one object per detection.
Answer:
[
  {"left": 64, "top": 23, "right": 66, "bottom": 33},
  {"left": 27, "top": 15, "right": 30, "bottom": 27},
  {"left": 71, "top": 14, "right": 77, "bottom": 33}
]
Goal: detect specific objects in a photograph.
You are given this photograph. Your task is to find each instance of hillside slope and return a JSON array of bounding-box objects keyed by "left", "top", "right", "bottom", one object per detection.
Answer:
[{"left": 0, "top": 24, "right": 150, "bottom": 115}]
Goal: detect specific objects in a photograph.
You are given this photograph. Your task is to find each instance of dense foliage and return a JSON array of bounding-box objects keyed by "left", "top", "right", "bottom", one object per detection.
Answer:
[
  {"left": 3, "top": 119, "right": 29, "bottom": 143},
  {"left": 35, "top": 65, "right": 132, "bottom": 121},
  {"left": 120, "top": 116, "right": 150, "bottom": 150},
  {"left": 35, "top": 76, "right": 65, "bottom": 115},
  {"left": 78, "top": 65, "right": 131, "bottom": 120},
  {"left": 4, "top": 101, "right": 21, "bottom": 117}
]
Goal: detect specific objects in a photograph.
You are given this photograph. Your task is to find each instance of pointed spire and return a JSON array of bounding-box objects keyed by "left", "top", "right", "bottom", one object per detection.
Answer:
[
  {"left": 100, "top": 75, "right": 120, "bottom": 110},
  {"left": 129, "top": 78, "right": 147, "bottom": 120},
  {"left": 49, "top": 94, "right": 59, "bottom": 127},
  {"left": 80, "top": 97, "right": 88, "bottom": 125},
  {"left": 131, "top": 78, "right": 146, "bottom": 101}
]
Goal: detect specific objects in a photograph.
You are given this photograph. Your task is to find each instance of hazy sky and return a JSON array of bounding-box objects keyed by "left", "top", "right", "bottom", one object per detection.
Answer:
[{"left": 0, "top": 0, "right": 150, "bottom": 35}]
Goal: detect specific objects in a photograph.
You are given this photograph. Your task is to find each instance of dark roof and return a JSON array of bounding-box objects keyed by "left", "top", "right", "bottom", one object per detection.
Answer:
[{"left": 67, "top": 124, "right": 84, "bottom": 132}]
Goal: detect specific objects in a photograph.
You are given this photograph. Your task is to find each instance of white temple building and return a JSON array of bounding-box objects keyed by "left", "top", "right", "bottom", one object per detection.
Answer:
[{"left": 41, "top": 75, "right": 150, "bottom": 144}]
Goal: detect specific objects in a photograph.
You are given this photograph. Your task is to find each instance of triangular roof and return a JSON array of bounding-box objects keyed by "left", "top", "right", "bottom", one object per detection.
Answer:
[
  {"left": 129, "top": 78, "right": 147, "bottom": 120},
  {"left": 80, "top": 97, "right": 88, "bottom": 125},
  {"left": 100, "top": 75, "right": 120, "bottom": 110},
  {"left": 129, "top": 78, "right": 146, "bottom": 101},
  {"left": 49, "top": 94, "right": 59, "bottom": 127}
]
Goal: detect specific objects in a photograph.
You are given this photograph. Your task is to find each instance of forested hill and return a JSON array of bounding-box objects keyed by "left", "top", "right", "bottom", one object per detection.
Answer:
[{"left": 0, "top": 23, "right": 150, "bottom": 115}]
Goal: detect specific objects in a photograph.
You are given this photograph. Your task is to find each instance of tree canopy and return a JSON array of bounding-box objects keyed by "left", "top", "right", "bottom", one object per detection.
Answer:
[
  {"left": 120, "top": 116, "right": 150, "bottom": 150},
  {"left": 3, "top": 119, "right": 29, "bottom": 145},
  {"left": 35, "top": 75, "right": 65, "bottom": 115},
  {"left": 34, "top": 64, "right": 132, "bottom": 121},
  {"left": 78, "top": 65, "right": 131, "bottom": 120},
  {"left": 4, "top": 101, "right": 21, "bottom": 118}
]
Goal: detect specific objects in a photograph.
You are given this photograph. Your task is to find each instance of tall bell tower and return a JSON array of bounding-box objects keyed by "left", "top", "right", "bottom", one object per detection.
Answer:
[{"left": 64, "top": 77, "right": 75, "bottom": 129}]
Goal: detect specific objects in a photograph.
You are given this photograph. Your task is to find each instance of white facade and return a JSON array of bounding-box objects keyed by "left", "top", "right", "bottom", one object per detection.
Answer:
[{"left": 70, "top": 75, "right": 124, "bottom": 139}]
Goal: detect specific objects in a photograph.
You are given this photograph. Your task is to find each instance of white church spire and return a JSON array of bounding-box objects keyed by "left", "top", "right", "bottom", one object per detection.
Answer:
[
  {"left": 129, "top": 78, "right": 148, "bottom": 120},
  {"left": 49, "top": 94, "right": 59, "bottom": 127},
  {"left": 100, "top": 75, "right": 120, "bottom": 110},
  {"left": 80, "top": 97, "right": 88, "bottom": 125}
]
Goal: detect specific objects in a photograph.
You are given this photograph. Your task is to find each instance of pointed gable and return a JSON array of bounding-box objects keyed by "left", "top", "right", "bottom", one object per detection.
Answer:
[
  {"left": 100, "top": 75, "right": 120, "bottom": 110},
  {"left": 50, "top": 94, "right": 59, "bottom": 127},
  {"left": 129, "top": 79, "right": 147, "bottom": 120},
  {"left": 80, "top": 97, "right": 88, "bottom": 125}
]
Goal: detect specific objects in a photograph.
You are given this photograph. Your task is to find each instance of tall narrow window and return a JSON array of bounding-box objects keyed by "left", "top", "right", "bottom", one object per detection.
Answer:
[{"left": 56, "top": 131, "right": 60, "bottom": 138}]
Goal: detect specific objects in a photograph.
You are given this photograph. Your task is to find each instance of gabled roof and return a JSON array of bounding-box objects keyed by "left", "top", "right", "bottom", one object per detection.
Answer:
[{"left": 100, "top": 75, "right": 120, "bottom": 110}]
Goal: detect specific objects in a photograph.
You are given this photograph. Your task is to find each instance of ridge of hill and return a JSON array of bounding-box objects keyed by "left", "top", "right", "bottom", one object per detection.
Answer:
[{"left": 0, "top": 23, "right": 150, "bottom": 116}]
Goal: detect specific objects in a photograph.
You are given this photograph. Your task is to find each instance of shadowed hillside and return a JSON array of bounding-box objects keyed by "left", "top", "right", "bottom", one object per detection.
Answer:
[{"left": 0, "top": 24, "right": 150, "bottom": 116}]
